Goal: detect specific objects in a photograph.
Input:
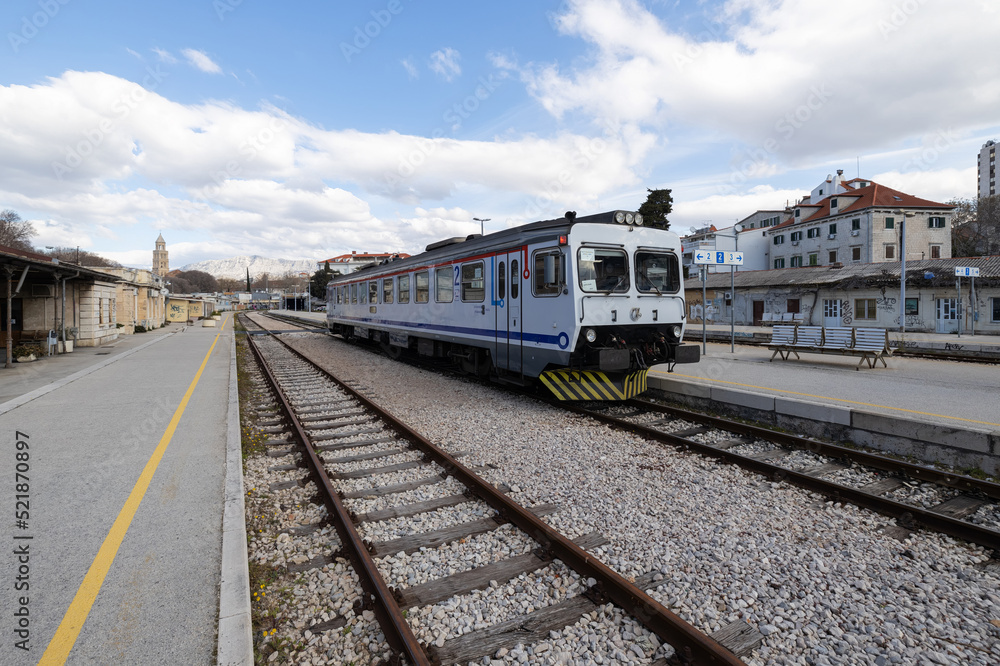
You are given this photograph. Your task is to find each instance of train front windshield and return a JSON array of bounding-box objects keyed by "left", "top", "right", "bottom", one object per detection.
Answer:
[{"left": 634, "top": 251, "right": 680, "bottom": 294}]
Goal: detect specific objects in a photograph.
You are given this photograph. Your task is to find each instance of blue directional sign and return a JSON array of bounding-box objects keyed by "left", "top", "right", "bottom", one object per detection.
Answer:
[
  {"left": 955, "top": 266, "right": 980, "bottom": 277},
  {"left": 693, "top": 251, "right": 744, "bottom": 266}
]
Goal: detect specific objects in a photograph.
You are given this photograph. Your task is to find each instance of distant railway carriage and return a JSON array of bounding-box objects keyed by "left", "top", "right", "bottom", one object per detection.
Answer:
[{"left": 326, "top": 211, "right": 699, "bottom": 400}]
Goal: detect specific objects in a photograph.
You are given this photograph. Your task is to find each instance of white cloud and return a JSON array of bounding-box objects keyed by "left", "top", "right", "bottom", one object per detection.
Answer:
[
  {"left": 429, "top": 47, "right": 461, "bottom": 82},
  {"left": 125, "top": 48, "right": 143, "bottom": 60},
  {"left": 401, "top": 58, "right": 419, "bottom": 80},
  {"left": 182, "top": 48, "right": 222, "bottom": 74},
  {"left": 514, "top": 0, "right": 1000, "bottom": 167},
  {"left": 152, "top": 47, "right": 177, "bottom": 64}
]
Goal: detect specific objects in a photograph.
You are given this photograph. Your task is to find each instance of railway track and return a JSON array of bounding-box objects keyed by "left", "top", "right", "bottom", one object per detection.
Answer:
[
  {"left": 571, "top": 400, "right": 1000, "bottom": 554},
  {"left": 239, "top": 313, "right": 751, "bottom": 665}
]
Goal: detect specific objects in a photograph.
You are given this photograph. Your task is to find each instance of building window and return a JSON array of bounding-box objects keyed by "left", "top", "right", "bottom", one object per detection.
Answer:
[
  {"left": 807, "top": 228, "right": 820, "bottom": 239},
  {"left": 905, "top": 297, "right": 919, "bottom": 316},
  {"left": 790, "top": 231, "right": 803, "bottom": 242},
  {"left": 855, "top": 298, "right": 877, "bottom": 320},
  {"left": 787, "top": 298, "right": 800, "bottom": 313},
  {"left": 930, "top": 245, "right": 942, "bottom": 259},
  {"left": 795, "top": 209, "right": 801, "bottom": 217},
  {"left": 398, "top": 274, "right": 410, "bottom": 303},
  {"left": 415, "top": 271, "right": 429, "bottom": 303},
  {"left": 808, "top": 253, "right": 818, "bottom": 266},
  {"left": 830, "top": 197, "right": 837, "bottom": 208},
  {"left": 829, "top": 223, "right": 837, "bottom": 235},
  {"left": 885, "top": 217, "right": 895, "bottom": 229},
  {"left": 435, "top": 268, "right": 453, "bottom": 303},
  {"left": 928, "top": 216, "right": 945, "bottom": 228},
  {"left": 382, "top": 278, "right": 393, "bottom": 304},
  {"left": 852, "top": 247, "right": 861, "bottom": 261},
  {"left": 773, "top": 235, "right": 785, "bottom": 245},
  {"left": 992, "top": 298, "right": 1000, "bottom": 322},
  {"left": 461, "top": 262, "right": 485, "bottom": 302},
  {"left": 885, "top": 245, "right": 895, "bottom": 259},
  {"left": 790, "top": 255, "right": 802, "bottom": 267},
  {"left": 774, "top": 258, "right": 785, "bottom": 269},
  {"left": 852, "top": 218, "right": 861, "bottom": 231}
]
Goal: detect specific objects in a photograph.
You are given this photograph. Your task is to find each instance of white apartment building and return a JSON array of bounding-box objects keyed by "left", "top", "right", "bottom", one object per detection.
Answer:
[{"left": 765, "top": 171, "right": 954, "bottom": 269}]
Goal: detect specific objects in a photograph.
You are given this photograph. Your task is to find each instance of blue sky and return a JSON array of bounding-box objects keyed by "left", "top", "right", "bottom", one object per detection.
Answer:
[{"left": 2, "top": 0, "right": 999, "bottom": 269}]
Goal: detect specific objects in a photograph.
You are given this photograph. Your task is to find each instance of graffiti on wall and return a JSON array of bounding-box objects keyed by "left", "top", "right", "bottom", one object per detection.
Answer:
[{"left": 841, "top": 299, "right": 853, "bottom": 325}]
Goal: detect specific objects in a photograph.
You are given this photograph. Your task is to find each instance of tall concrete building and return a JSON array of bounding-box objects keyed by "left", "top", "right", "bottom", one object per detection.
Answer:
[
  {"left": 153, "top": 233, "right": 169, "bottom": 277},
  {"left": 979, "top": 140, "right": 996, "bottom": 198}
]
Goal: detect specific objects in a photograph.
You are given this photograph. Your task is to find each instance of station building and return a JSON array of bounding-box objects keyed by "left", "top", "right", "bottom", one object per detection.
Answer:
[
  {"left": 2, "top": 244, "right": 126, "bottom": 366},
  {"left": 685, "top": 256, "right": 1000, "bottom": 335}
]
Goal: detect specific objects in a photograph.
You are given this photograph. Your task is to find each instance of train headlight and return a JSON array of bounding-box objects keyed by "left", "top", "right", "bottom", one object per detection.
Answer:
[
  {"left": 626, "top": 212, "right": 636, "bottom": 224},
  {"left": 614, "top": 211, "right": 626, "bottom": 224},
  {"left": 670, "top": 325, "right": 682, "bottom": 339},
  {"left": 585, "top": 328, "right": 597, "bottom": 343},
  {"left": 634, "top": 213, "right": 643, "bottom": 226}
]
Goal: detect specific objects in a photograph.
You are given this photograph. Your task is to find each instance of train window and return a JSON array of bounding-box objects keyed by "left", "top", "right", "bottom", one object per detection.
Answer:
[
  {"left": 511, "top": 260, "right": 519, "bottom": 299},
  {"left": 398, "top": 275, "right": 410, "bottom": 304},
  {"left": 359, "top": 283, "right": 367, "bottom": 304},
  {"left": 435, "top": 268, "right": 454, "bottom": 303},
  {"left": 415, "top": 271, "right": 429, "bottom": 303},
  {"left": 578, "top": 247, "right": 629, "bottom": 293},
  {"left": 634, "top": 251, "right": 680, "bottom": 294},
  {"left": 369, "top": 281, "right": 379, "bottom": 303},
  {"left": 461, "top": 262, "right": 485, "bottom": 302},
  {"left": 533, "top": 249, "right": 565, "bottom": 296},
  {"left": 498, "top": 262, "right": 506, "bottom": 300},
  {"left": 351, "top": 283, "right": 357, "bottom": 303},
  {"left": 336, "top": 286, "right": 342, "bottom": 304},
  {"left": 383, "top": 278, "right": 393, "bottom": 304}
]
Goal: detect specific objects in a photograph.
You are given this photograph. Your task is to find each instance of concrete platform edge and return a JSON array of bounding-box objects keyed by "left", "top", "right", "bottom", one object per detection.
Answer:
[
  {"left": 217, "top": 329, "right": 253, "bottom": 665},
  {"left": 0, "top": 328, "right": 183, "bottom": 417},
  {"left": 647, "top": 375, "right": 999, "bottom": 475}
]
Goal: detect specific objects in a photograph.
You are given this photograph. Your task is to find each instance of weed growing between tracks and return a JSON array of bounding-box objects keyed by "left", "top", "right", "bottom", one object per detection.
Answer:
[{"left": 235, "top": 318, "right": 308, "bottom": 663}]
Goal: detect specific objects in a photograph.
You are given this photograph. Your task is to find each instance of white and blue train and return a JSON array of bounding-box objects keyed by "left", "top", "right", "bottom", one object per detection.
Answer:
[{"left": 325, "top": 210, "right": 699, "bottom": 400}]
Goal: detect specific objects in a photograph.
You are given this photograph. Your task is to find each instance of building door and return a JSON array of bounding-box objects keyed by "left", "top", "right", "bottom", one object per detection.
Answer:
[
  {"left": 752, "top": 300, "right": 764, "bottom": 326},
  {"left": 494, "top": 250, "right": 523, "bottom": 374},
  {"left": 822, "top": 299, "right": 841, "bottom": 327},
  {"left": 936, "top": 298, "right": 959, "bottom": 333}
]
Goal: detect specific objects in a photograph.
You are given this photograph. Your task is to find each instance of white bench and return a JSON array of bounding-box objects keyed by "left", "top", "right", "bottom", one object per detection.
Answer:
[{"left": 768, "top": 325, "right": 892, "bottom": 370}]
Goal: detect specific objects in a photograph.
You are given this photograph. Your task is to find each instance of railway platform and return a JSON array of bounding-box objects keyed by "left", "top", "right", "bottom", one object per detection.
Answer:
[{"left": 0, "top": 313, "right": 248, "bottom": 665}]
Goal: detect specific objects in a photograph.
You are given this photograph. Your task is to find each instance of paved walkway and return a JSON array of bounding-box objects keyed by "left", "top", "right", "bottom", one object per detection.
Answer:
[{"left": 0, "top": 315, "right": 238, "bottom": 665}]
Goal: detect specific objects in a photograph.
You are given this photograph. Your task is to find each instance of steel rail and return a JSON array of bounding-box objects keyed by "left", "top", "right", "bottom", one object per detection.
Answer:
[
  {"left": 263, "top": 322, "right": 745, "bottom": 666},
  {"left": 628, "top": 399, "right": 1000, "bottom": 500},
  {"left": 245, "top": 327, "right": 430, "bottom": 665},
  {"left": 560, "top": 400, "right": 1000, "bottom": 553}
]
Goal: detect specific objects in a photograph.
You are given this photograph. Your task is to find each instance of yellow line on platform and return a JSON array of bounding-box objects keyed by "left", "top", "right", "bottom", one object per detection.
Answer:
[
  {"left": 667, "top": 372, "right": 1000, "bottom": 428},
  {"left": 39, "top": 330, "right": 223, "bottom": 665}
]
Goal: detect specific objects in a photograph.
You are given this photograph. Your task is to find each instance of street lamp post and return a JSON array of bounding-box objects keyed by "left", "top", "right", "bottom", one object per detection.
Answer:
[
  {"left": 894, "top": 210, "right": 914, "bottom": 335},
  {"left": 473, "top": 217, "right": 491, "bottom": 236}
]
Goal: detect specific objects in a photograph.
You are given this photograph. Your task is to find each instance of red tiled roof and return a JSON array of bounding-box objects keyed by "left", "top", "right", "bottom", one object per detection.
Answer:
[{"left": 770, "top": 182, "right": 953, "bottom": 231}]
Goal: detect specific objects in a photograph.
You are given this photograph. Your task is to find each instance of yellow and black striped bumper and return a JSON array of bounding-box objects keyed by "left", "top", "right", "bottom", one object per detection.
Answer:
[{"left": 539, "top": 369, "right": 649, "bottom": 401}]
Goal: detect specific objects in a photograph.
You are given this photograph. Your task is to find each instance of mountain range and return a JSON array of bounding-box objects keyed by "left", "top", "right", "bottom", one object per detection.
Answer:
[{"left": 180, "top": 255, "right": 319, "bottom": 280}]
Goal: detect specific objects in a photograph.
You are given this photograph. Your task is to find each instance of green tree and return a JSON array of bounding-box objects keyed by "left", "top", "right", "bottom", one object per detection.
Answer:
[
  {"left": 950, "top": 196, "right": 1000, "bottom": 257},
  {"left": 638, "top": 188, "right": 673, "bottom": 230},
  {"left": 310, "top": 261, "right": 339, "bottom": 299}
]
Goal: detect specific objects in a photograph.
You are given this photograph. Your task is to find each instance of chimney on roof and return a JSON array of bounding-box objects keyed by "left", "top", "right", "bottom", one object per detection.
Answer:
[
  {"left": 352, "top": 250, "right": 356, "bottom": 254},
  {"left": 837, "top": 169, "right": 843, "bottom": 176}
]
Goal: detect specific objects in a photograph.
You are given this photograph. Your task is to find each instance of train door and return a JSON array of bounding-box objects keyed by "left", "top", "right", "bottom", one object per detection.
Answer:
[{"left": 494, "top": 250, "right": 523, "bottom": 373}]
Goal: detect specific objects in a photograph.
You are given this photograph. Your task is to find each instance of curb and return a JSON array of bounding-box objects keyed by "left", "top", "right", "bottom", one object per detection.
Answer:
[{"left": 217, "top": 318, "right": 253, "bottom": 665}]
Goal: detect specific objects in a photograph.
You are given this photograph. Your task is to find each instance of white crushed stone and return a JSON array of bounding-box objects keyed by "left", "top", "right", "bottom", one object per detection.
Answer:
[{"left": 269, "top": 329, "right": 1000, "bottom": 666}]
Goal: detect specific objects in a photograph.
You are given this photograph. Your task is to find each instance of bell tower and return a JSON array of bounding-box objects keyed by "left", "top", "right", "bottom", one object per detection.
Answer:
[{"left": 153, "top": 233, "right": 169, "bottom": 277}]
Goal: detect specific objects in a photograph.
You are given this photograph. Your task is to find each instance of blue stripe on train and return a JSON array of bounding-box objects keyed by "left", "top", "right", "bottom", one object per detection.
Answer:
[{"left": 329, "top": 315, "right": 562, "bottom": 346}]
